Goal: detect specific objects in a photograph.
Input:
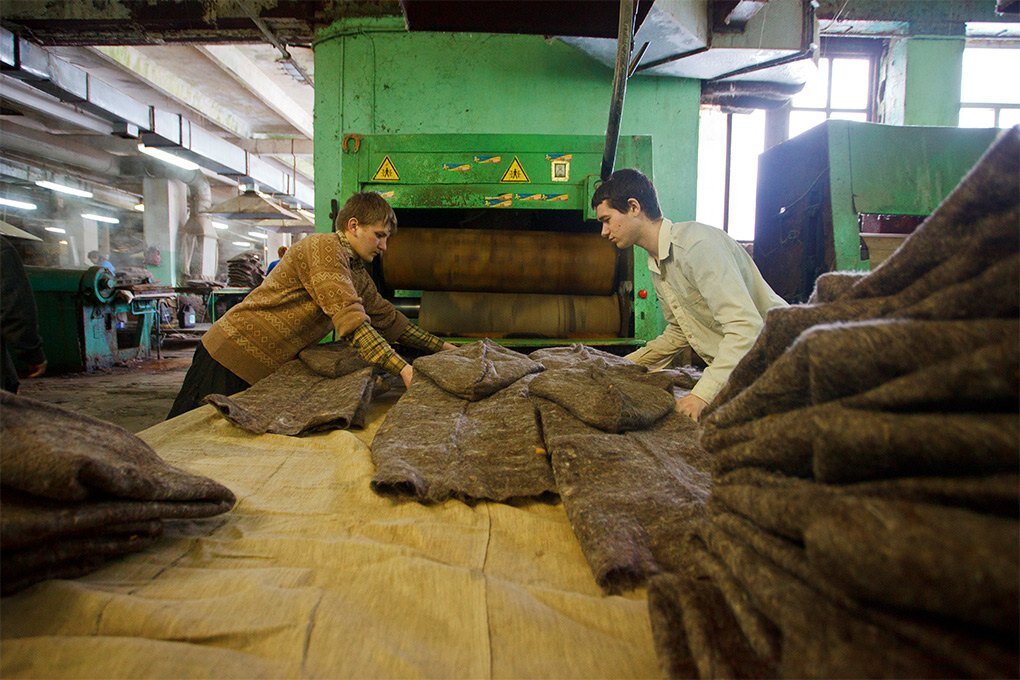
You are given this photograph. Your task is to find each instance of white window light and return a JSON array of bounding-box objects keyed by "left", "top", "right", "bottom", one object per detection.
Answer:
[
  {"left": 0, "top": 197, "right": 37, "bottom": 210},
  {"left": 133, "top": 203, "right": 145, "bottom": 212},
  {"left": 81, "top": 213, "right": 120, "bottom": 224},
  {"left": 45, "top": 226, "right": 67, "bottom": 234},
  {"left": 231, "top": 241, "right": 253, "bottom": 247},
  {"left": 212, "top": 220, "right": 229, "bottom": 230},
  {"left": 35, "top": 180, "right": 93, "bottom": 198},
  {"left": 137, "top": 144, "right": 200, "bottom": 171},
  {"left": 246, "top": 231, "right": 268, "bottom": 239}
]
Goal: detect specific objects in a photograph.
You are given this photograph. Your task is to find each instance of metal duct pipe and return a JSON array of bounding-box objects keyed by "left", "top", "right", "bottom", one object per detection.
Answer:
[
  {"left": 601, "top": 0, "right": 637, "bottom": 181},
  {"left": 0, "top": 121, "right": 120, "bottom": 177}
]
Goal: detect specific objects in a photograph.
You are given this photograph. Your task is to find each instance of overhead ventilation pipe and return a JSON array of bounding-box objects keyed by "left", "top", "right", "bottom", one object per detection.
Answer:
[{"left": 601, "top": 0, "right": 638, "bottom": 181}]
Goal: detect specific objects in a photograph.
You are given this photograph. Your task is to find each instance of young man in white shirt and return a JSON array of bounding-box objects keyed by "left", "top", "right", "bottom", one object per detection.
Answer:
[{"left": 593, "top": 169, "right": 787, "bottom": 421}]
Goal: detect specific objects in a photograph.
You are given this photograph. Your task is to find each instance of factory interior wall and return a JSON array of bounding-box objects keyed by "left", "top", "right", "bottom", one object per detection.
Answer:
[{"left": 313, "top": 19, "right": 702, "bottom": 233}]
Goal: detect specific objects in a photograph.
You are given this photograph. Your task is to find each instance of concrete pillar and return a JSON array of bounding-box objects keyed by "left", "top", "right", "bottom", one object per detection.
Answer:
[
  {"left": 266, "top": 231, "right": 290, "bottom": 265},
  {"left": 142, "top": 176, "right": 187, "bottom": 286},
  {"left": 881, "top": 35, "right": 965, "bottom": 127}
]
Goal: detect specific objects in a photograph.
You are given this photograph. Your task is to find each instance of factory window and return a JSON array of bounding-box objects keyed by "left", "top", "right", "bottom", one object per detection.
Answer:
[
  {"left": 788, "top": 38, "right": 880, "bottom": 138},
  {"left": 959, "top": 44, "right": 1020, "bottom": 128},
  {"left": 697, "top": 38, "right": 881, "bottom": 242}
]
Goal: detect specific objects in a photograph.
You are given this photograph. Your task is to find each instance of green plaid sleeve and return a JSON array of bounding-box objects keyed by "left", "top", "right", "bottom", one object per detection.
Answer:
[
  {"left": 397, "top": 323, "right": 446, "bottom": 353},
  {"left": 349, "top": 322, "right": 407, "bottom": 375}
]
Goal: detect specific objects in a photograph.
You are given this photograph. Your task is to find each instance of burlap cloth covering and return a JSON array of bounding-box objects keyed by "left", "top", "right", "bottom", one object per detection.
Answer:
[
  {"left": 1, "top": 400, "right": 659, "bottom": 678},
  {"left": 0, "top": 391, "right": 236, "bottom": 596},
  {"left": 205, "top": 343, "right": 376, "bottom": 436},
  {"left": 648, "top": 127, "right": 1020, "bottom": 678}
]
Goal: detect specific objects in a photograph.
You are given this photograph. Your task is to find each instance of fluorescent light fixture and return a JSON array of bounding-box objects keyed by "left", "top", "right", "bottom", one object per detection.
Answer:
[
  {"left": 231, "top": 241, "right": 253, "bottom": 247},
  {"left": 212, "top": 220, "right": 229, "bottom": 230},
  {"left": 81, "top": 213, "right": 120, "bottom": 224},
  {"left": 35, "top": 180, "right": 93, "bottom": 198},
  {"left": 0, "top": 197, "right": 37, "bottom": 210},
  {"left": 137, "top": 144, "right": 200, "bottom": 171},
  {"left": 45, "top": 226, "right": 66, "bottom": 234},
  {"left": 58, "top": 240, "right": 68, "bottom": 245},
  {"left": 246, "top": 231, "right": 268, "bottom": 239},
  {"left": 133, "top": 203, "right": 145, "bottom": 212}
]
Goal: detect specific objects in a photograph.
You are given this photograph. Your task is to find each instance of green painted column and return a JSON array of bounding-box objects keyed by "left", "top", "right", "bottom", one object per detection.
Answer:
[
  {"left": 313, "top": 19, "right": 702, "bottom": 233},
  {"left": 904, "top": 36, "right": 964, "bottom": 126}
]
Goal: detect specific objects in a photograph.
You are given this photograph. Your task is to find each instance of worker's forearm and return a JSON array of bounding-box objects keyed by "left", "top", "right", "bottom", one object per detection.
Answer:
[{"left": 348, "top": 322, "right": 408, "bottom": 375}]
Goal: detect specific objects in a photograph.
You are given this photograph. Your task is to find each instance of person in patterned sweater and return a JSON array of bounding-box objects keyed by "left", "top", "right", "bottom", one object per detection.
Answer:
[{"left": 168, "top": 192, "right": 455, "bottom": 418}]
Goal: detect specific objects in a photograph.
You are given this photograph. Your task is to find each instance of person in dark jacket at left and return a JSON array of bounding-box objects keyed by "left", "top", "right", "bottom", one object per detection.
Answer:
[{"left": 1, "top": 236, "right": 47, "bottom": 393}]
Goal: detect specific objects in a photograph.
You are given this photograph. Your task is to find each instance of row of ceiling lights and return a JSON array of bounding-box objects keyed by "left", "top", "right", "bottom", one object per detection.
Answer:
[{"left": 3, "top": 142, "right": 288, "bottom": 249}]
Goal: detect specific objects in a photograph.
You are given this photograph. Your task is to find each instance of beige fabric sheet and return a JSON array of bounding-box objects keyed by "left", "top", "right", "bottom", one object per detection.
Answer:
[{"left": 1, "top": 396, "right": 659, "bottom": 679}]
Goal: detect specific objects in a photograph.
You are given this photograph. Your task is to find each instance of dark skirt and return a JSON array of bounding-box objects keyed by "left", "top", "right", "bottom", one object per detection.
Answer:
[{"left": 167, "top": 343, "right": 250, "bottom": 419}]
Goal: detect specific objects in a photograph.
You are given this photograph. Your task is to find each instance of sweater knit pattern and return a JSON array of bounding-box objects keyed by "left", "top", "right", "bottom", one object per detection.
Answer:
[{"left": 202, "top": 232, "right": 409, "bottom": 384}]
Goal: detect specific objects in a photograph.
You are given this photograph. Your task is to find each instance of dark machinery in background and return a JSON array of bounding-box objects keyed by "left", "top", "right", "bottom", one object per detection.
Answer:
[
  {"left": 340, "top": 133, "right": 661, "bottom": 349},
  {"left": 24, "top": 265, "right": 162, "bottom": 373},
  {"left": 754, "top": 121, "right": 1000, "bottom": 302}
]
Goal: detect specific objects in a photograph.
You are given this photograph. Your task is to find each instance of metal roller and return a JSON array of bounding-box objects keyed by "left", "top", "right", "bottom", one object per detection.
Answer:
[
  {"left": 24, "top": 265, "right": 115, "bottom": 303},
  {"left": 384, "top": 228, "right": 617, "bottom": 295},
  {"left": 420, "top": 291, "right": 621, "bottom": 339}
]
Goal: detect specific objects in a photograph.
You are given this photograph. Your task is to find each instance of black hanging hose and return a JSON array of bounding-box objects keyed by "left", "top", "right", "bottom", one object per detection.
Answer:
[{"left": 601, "top": 0, "right": 637, "bottom": 182}]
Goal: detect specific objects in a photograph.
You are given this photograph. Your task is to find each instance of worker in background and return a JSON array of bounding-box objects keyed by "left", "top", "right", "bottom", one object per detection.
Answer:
[
  {"left": 87, "top": 250, "right": 115, "bottom": 275},
  {"left": 168, "top": 192, "right": 456, "bottom": 418},
  {"left": 593, "top": 169, "right": 787, "bottom": 422},
  {"left": 1, "top": 237, "right": 47, "bottom": 392},
  {"left": 265, "top": 245, "right": 287, "bottom": 275}
]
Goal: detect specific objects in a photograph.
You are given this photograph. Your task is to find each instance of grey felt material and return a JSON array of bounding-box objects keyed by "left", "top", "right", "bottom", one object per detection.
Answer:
[
  {"left": 371, "top": 371, "right": 554, "bottom": 503},
  {"left": 528, "top": 364, "right": 675, "bottom": 432},
  {"left": 539, "top": 400, "right": 711, "bottom": 592},
  {"left": 648, "top": 129, "right": 1020, "bottom": 678},
  {"left": 207, "top": 359, "right": 375, "bottom": 435},
  {"left": 414, "top": 338, "right": 542, "bottom": 401},
  {"left": 298, "top": 342, "right": 372, "bottom": 377},
  {"left": 0, "top": 391, "right": 236, "bottom": 595}
]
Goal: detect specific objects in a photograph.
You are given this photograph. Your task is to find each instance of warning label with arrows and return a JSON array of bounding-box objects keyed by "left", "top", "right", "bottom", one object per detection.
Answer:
[
  {"left": 372, "top": 156, "right": 400, "bottom": 182},
  {"left": 500, "top": 156, "right": 530, "bottom": 183}
]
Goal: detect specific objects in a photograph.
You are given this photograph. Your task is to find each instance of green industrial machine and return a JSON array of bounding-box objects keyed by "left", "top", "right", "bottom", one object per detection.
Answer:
[
  {"left": 24, "top": 265, "right": 158, "bottom": 373},
  {"left": 339, "top": 133, "right": 660, "bottom": 347},
  {"left": 754, "top": 121, "right": 999, "bottom": 302}
]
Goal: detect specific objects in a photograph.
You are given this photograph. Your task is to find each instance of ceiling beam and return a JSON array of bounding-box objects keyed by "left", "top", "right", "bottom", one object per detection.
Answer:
[
  {"left": 91, "top": 45, "right": 254, "bottom": 139},
  {"left": 197, "top": 45, "right": 313, "bottom": 139}
]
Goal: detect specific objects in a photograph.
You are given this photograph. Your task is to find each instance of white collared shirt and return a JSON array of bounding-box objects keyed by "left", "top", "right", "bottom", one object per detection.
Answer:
[{"left": 626, "top": 218, "right": 787, "bottom": 403}]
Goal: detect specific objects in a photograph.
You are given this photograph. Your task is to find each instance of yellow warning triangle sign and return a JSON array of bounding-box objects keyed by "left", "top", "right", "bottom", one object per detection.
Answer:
[
  {"left": 500, "top": 156, "right": 530, "bottom": 183},
  {"left": 373, "top": 156, "right": 400, "bottom": 182}
]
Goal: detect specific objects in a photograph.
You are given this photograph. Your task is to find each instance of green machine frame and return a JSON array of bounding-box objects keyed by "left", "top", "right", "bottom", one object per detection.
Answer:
[
  {"left": 338, "top": 133, "right": 660, "bottom": 347},
  {"left": 754, "top": 121, "right": 999, "bottom": 301},
  {"left": 24, "top": 265, "right": 157, "bottom": 373}
]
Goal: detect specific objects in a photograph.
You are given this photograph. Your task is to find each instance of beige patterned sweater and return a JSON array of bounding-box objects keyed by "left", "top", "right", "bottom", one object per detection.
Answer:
[{"left": 202, "top": 232, "right": 409, "bottom": 384}]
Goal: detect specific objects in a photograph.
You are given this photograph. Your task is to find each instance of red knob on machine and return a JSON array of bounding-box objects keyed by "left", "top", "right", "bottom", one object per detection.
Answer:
[{"left": 638, "top": 289, "right": 648, "bottom": 299}]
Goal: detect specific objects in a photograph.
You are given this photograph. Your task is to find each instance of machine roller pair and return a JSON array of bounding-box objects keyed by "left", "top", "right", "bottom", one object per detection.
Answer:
[{"left": 338, "top": 133, "right": 661, "bottom": 348}]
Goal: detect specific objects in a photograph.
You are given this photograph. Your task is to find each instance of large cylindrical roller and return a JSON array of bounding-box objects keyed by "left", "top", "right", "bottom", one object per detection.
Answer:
[
  {"left": 384, "top": 228, "right": 617, "bottom": 295},
  {"left": 420, "top": 291, "right": 621, "bottom": 338}
]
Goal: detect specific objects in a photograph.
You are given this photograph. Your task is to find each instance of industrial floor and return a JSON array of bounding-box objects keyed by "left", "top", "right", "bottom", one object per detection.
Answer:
[{"left": 17, "top": 342, "right": 196, "bottom": 433}]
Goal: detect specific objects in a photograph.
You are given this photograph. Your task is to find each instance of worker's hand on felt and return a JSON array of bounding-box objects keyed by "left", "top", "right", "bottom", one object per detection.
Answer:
[
  {"left": 675, "top": 394, "right": 708, "bottom": 422},
  {"left": 400, "top": 364, "right": 414, "bottom": 390},
  {"left": 22, "top": 361, "right": 47, "bottom": 379},
  {"left": 441, "top": 342, "right": 458, "bottom": 351}
]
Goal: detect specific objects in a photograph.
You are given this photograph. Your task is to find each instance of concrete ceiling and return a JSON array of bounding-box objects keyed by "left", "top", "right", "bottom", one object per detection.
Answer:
[{"left": 0, "top": 0, "right": 1015, "bottom": 243}]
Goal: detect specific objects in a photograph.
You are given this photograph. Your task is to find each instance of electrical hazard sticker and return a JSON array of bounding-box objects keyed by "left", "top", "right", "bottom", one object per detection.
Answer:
[
  {"left": 372, "top": 156, "right": 400, "bottom": 182},
  {"left": 500, "top": 156, "right": 530, "bottom": 183}
]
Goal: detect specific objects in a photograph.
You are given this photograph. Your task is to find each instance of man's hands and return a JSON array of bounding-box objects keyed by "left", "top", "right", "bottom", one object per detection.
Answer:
[
  {"left": 441, "top": 342, "right": 458, "bottom": 351},
  {"left": 675, "top": 394, "right": 708, "bottom": 422},
  {"left": 399, "top": 364, "right": 413, "bottom": 390}
]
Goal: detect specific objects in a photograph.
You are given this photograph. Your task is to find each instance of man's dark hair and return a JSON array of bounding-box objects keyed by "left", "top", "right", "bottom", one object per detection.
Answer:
[
  {"left": 591, "top": 168, "right": 662, "bottom": 219},
  {"left": 333, "top": 192, "right": 398, "bottom": 233},
  {"left": 277, "top": 245, "right": 288, "bottom": 258}
]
